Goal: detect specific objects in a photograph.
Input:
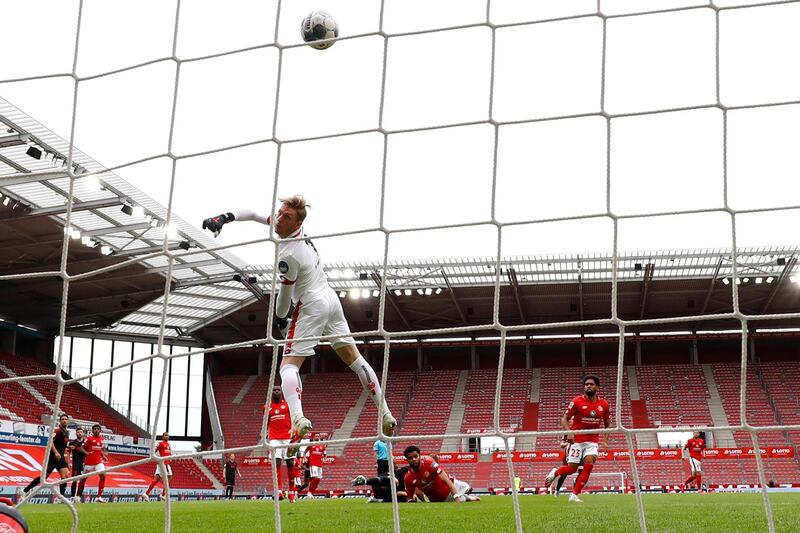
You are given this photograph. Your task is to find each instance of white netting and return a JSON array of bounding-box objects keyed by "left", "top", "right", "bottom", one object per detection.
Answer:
[{"left": 2, "top": 1, "right": 800, "bottom": 532}]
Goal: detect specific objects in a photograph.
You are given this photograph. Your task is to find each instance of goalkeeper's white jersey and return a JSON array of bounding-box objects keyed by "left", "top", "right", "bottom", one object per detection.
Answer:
[{"left": 277, "top": 227, "right": 331, "bottom": 306}]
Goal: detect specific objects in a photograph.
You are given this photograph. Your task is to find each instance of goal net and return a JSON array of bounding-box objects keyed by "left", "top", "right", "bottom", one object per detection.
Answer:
[{"left": 1, "top": 1, "right": 799, "bottom": 533}]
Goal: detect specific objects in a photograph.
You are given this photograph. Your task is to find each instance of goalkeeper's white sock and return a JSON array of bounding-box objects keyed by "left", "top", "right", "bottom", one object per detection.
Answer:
[
  {"left": 348, "top": 356, "right": 390, "bottom": 415},
  {"left": 280, "top": 364, "right": 304, "bottom": 421}
]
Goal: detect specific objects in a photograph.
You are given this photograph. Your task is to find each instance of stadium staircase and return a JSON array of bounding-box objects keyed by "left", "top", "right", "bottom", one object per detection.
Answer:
[
  {"left": 460, "top": 368, "right": 532, "bottom": 439},
  {"left": 627, "top": 365, "right": 657, "bottom": 448},
  {"left": 193, "top": 457, "right": 225, "bottom": 490},
  {"left": 702, "top": 364, "right": 736, "bottom": 446},
  {"left": 441, "top": 370, "right": 469, "bottom": 451},
  {"left": 514, "top": 368, "right": 541, "bottom": 450},
  {"left": 232, "top": 376, "right": 257, "bottom": 404},
  {"left": 327, "top": 390, "right": 368, "bottom": 455}
]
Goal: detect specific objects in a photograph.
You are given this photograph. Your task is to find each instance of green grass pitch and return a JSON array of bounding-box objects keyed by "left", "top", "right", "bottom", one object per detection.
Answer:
[{"left": 18, "top": 493, "right": 800, "bottom": 533}]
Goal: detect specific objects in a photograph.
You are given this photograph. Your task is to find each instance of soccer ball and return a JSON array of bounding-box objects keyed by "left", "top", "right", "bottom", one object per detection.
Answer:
[{"left": 301, "top": 11, "right": 338, "bottom": 50}]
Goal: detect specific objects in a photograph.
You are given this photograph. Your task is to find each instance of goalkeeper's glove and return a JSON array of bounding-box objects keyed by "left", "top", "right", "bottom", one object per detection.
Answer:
[
  {"left": 275, "top": 315, "right": 291, "bottom": 339},
  {"left": 202, "top": 212, "right": 235, "bottom": 237}
]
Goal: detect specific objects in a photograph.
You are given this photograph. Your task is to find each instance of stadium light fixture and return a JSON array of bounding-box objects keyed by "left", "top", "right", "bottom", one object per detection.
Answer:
[
  {"left": 424, "top": 288, "right": 433, "bottom": 295},
  {"left": 82, "top": 175, "right": 102, "bottom": 191},
  {"left": 131, "top": 206, "right": 145, "bottom": 218},
  {"left": 435, "top": 288, "right": 443, "bottom": 294},
  {"left": 416, "top": 288, "right": 424, "bottom": 295},
  {"left": 66, "top": 227, "right": 81, "bottom": 240},
  {"left": 80, "top": 236, "right": 93, "bottom": 246},
  {"left": 338, "top": 291, "right": 346, "bottom": 298},
  {"left": 100, "top": 245, "right": 112, "bottom": 256},
  {"left": 2, "top": 197, "right": 9, "bottom": 206},
  {"left": 120, "top": 204, "right": 135, "bottom": 216},
  {"left": 766, "top": 277, "right": 774, "bottom": 283},
  {"left": 349, "top": 288, "right": 360, "bottom": 300},
  {"left": 361, "top": 288, "right": 370, "bottom": 299},
  {"left": 394, "top": 289, "right": 402, "bottom": 296},
  {"left": 735, "top": 278, "right": 741, "bottom": 285},
  {"left": 755, "top": 277, "right": 763, "bottom": 284},
  {"left": 149, "top": 218, "right": 160, "bottom": 227},
  {"left": 403, "top": 289, "right": 411, "bottom": 296},
  {"left": 165, "top": 224, "right": 181, "bottom": 239},
  {"left": 371, "top": 290, "right": 380, "bottom": 297},
  {"left": 790, "top": 275, "right": 798, "bottom": 284},
  {"left": 722, "top": 278, "right": 730, "bottom": 285},
  {"left": 25, "top": 146, "right": 43, "bottom": 160},
  {"left": 742, "top": 277, "right": 749, "bottom": 283}
]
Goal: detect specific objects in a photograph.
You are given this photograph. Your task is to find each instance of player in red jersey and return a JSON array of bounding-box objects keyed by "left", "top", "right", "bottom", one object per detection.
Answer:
[
  {"left": 75, "top": 424, "right": 109, "bottom": 503},
  {"left": 544, "top": 375, "right": 611, "bottom": 503},
  {"left": 403, "top": 446, "right": 479, "bottom": 503},
  {"left": 682, "top": 431, "right": 706, "bottom": 493},
  {"left": 142, "top": 432, "right": 173, "bottom": 501},
  {"left": 303, "top": 436, "right": 327, "bottom": 499},
  {"left": 267, "top": 388, "right": 296, "bottom": 501}
]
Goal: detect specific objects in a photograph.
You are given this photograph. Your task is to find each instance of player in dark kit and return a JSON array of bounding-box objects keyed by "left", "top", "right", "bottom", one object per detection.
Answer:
[
  {"left": 23, "top": 414, "right": 70, "bottom": 497},
  {"left": 224, "top": 454, "right": 242, "bottom": 499},
  {"left": 67, "top": 426, "right": 87, "bottom": 498},
  {"left": 352, "top": 466, "right": 410, "bottom": 503}
]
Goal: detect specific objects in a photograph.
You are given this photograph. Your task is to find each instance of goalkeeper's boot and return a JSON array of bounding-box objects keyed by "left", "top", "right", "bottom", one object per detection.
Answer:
[
  {"left": 291, "top": 417, "right": 313, "bottom": 441},
  {"left": 382, "top": 412, "right": 397, "bottom": 436}
]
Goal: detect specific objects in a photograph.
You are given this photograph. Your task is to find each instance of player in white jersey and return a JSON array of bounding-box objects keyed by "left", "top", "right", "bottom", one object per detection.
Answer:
[{"left": 203, "top": 195, "right": 396, "bottom": 440}]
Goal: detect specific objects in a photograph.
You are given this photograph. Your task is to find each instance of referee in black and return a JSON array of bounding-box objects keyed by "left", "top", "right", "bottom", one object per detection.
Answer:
[
  {"left": 224, "top": 454, "right": 241, "bottom": 499},
  {"left": 23, "top": 414, "right": 70, "bottom": 497},
  {"left": 67, "top": 426, "right": 87, "bottom": 499}
]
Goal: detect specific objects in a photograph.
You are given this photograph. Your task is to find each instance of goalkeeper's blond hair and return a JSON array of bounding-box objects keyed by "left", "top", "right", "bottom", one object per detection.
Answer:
[{"left": 280, "top": 195, "right": 310, "bottom": 222}]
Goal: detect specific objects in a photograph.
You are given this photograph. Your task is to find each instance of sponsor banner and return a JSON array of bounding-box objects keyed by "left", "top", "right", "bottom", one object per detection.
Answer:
[
  {"left": 0, "top": 443, "right": 150, "bottom": 487},
  {"left": 465, "top": 428, "right": 518, "bottom": 435},
  {"left": 703, "top": 447, "right": 795, "bottom": 459},
  {"left": 240, "top": 456, "right": 338, "bottom": 467},
  {"left": 0, "top": 433, "right": 48, "bottom": 446},
  {"left": 107, "top": 444, "right": 149, "bottom": 456},
  {"left": 391, "top": 453, "right": 478, "bottom": 464}
]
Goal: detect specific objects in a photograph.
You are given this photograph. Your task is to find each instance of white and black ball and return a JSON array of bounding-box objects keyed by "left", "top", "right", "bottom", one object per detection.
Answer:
[{"left": 301, "top": 11, "right": 338, "bottom": 50}]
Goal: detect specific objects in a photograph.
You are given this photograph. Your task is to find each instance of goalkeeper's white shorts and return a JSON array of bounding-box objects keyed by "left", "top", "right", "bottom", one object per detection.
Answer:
[
  {"left": 284, "top": 289, "right": 355, "bottom": 357},
  {"left": 445, "top": 479, "right": 472, "bottom": 502}
]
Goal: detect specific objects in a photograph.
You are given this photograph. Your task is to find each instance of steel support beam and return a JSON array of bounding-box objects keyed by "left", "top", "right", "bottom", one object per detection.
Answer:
[
  {"left": 441, "top": 271, "right": 468, "bottom": 326},
  {"left": 371, "top": 271, "right": 413, "bottom": 329},
  {"left": 700, "top": 258, "right": 724, "bottom": 315},
  {"left": 507, "top": 268, "right": 528, "bottom": 324},
  {"left": 638, "top": 263, "right": 655, "bottom": 319}
]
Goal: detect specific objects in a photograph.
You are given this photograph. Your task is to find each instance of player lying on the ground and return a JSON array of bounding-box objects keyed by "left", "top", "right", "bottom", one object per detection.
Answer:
[
  {"left": 545, "top": 375, "right": 611, "bottom": 503},
  {"left": 352, "top": 465, "right": 410, "bottom": 503},
  {"left": 402, "top": 445, "right": 480, "bottom": 503},
  {"left": 203, "top": 196, "right": 396, "bottom": 441}
]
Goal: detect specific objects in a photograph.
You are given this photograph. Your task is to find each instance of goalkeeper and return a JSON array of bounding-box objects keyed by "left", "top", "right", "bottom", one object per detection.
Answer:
[{"left": 203, "top": 196, "right": 396, "bottom": 440}]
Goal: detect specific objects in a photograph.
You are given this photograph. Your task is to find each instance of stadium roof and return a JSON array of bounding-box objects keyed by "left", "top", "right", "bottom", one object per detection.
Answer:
[{"left": 1, "top": 98, "right": 798, "bottom": 347}]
